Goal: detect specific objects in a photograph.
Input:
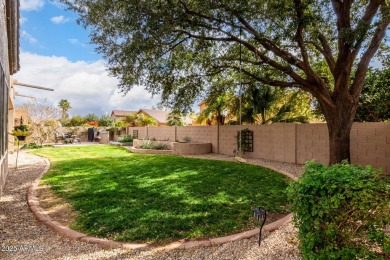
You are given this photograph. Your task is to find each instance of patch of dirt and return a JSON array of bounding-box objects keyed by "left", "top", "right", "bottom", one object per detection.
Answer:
[{"left": 35, "top": 184, "right": 78, "bottom": 227}]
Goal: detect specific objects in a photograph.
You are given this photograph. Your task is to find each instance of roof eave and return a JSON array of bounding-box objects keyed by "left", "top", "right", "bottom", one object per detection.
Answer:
[{"left": 6, "top": 0, "right": 20, "bottom": 75}]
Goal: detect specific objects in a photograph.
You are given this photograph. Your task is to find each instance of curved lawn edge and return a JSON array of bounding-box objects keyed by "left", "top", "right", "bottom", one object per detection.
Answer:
[{"left": 28, "top": 154, "right": 296, "bottom": 251}]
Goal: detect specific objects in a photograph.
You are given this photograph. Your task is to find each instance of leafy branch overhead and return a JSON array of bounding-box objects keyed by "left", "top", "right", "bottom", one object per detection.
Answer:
[{"left": 62, "top": 0, "right": 390, "bottom": 164}]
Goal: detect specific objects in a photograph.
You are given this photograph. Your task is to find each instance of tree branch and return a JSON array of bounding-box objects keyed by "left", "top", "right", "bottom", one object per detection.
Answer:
[
  {"left": 350, "top": 14, "right": 390, "bottom": 100},
  {"left": 351, "top": 0, "right": 383, "bottom": 58},
  {"left": 294, "top": 0, "right": 311, "bottom": 69},
  {"left": 317, "top": 33, "right": 336, "bottom": 75},
  {"left": 236, "top": 15, "right": 308, "bottom": 73}
]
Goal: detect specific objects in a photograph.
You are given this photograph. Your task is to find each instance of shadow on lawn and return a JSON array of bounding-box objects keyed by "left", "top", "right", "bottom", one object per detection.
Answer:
[{"left": 39, "top": 151, "right": 290, "bottom": 243}]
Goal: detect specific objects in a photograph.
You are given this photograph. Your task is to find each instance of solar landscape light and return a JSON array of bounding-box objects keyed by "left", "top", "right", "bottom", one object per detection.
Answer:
[{"left": 252, "top": 206, "right": 267, "bottom": 246}]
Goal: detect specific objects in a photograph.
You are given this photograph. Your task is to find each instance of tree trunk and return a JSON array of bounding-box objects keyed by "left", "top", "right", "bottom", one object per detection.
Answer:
[
  {"left": 320, "top": 94, "right": 358, "bottom": 165},
  {"left": 326, "top": 117, "right": 353, "bottom": 165}
]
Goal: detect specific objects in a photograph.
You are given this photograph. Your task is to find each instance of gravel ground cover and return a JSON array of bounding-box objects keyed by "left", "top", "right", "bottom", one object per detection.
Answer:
[{"left": 0, "top": 151, "right": 302, "bottom": 259}]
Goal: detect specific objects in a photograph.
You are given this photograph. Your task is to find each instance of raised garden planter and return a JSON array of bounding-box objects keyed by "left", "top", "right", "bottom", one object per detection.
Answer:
[
  {"left": 131, "top": 139, "right": 212, "bottom": 155},
  {"left": 133, "top": 139, "right": 172, "bottom": 149},
  {"left": 127, "top": 147, "right": 173, "bottom": 154},
  {"left": 173, "top": 142, "right": 212, "bottom": 155},
  {"left": 110, "top": 141, "right": 133, "bottom": 146}
]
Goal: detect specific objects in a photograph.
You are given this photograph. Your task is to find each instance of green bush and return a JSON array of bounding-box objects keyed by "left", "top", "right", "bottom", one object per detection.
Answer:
[
  {"left": 152, "top": 142, "right": 170, "bottom": 150},
  {"left": 98, "top": 115, "right": 113, "bottom": 127},
  {"left": 183, "top": 136, "right": 192, "bottom": 143},
  {"left": 139, "top": 139, "right": 153, "bottom": 149},
  {"left": 21, "top": 142, "right": 42, "bottom": 149},
  {"left": 118, "top": 135, "right": 133, "bottom": 143},
  {"left": 69, "top": 116, "right": 86, "bottom": 126},
  {"left": 288, "top": 161, "right": 389, "bottom": 259}
]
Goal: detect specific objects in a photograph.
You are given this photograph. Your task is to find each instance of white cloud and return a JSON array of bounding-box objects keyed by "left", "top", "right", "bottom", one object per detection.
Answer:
[
  {"left": 20, "top": 17, "right": 28, "bottom": 25},
  {"left": 21, "top": 31, "right": 37, "bottom": 44},
  {"left": 50, "top": 0, "right": 67, "bottom": 9},
  {"left": 68, "top": 38, "right": 79, "bottom": 45},
  {"left": 20, "top": 0, "right": 44, "bottom": 11},
  {"left": 51, "top": 15, "right": 70, "bottom": 24},
  {"left": 14, "top": 52, "right": 160, "bottom": 116}
]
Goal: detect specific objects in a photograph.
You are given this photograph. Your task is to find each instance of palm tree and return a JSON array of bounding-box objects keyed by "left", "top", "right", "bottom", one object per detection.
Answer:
[
  {"left": 239, "top": 85, "right": 309, "bottom": 124},
  {"left": 240, "top": 85, "right": 278, "bottom": 124},
  {"left": 197, "top": 94, "right": 232, "bottom": 125},
  {"left": 124, "top": 113, "right": 157, "bottom": 126},
  {"left": 58, "top": 99, "right": 71, "bottom": 119},
  {"left": 167, "top": 111, "right": 186, "bottom": 126}
]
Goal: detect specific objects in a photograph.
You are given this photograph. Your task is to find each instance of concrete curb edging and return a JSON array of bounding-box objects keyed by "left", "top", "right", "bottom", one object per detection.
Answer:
[{"left": 28, "top": 154, "right": 295, "bottom": 251}]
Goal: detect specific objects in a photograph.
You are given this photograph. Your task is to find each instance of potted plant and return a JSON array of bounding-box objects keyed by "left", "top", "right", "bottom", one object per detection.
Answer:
[{"left": 12, "top": 124, "right": 32, "bottom": 141}]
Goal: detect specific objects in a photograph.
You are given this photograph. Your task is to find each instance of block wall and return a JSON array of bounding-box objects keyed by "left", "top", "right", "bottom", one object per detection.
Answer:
[
  {"left": 177, "top": 126, "right": 219, "bottom": 152},
  {"left": 128, "top": 127, "right": 148, "bottom": 139},
  {"left": 296, "top": 124, "right": 329, "bottom": 165},
  {"left": 127, "top": 123, "right": 390, "bottom": 175},
  {"left": 218, "top": 124, "right": 296, "bottom": 163},
  {"left": 350, "top": 123, "right": 390, "bottom": 175},
  {"left": 147, "top": 126, "right": 176, "bottom": 141}
]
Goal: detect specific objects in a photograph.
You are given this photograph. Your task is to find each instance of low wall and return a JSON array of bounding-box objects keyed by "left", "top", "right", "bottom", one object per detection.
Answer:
[
  {"left": 173, "top": 142, "right": 212, "bottom": 155},
  {"left": 127, "top": 123, "right": 390, "bottom": 175},
  {"left": 133, "top": 139, "right": 172, "bottom": 149},
  {"left": 127, "top": 147, "right": 173, "bottom": 155},
  {"left": 99, "top": 132, "right": 109, "bottom": 144}
]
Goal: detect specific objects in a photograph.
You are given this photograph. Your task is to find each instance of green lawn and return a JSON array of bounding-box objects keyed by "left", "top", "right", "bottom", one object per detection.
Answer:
[{"left": 32, "top": 145, "right": 290, "bottom": 243}]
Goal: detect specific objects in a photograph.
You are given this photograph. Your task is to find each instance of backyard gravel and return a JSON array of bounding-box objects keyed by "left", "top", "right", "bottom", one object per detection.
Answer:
[{"left": 0, "top": 150, "right": 302, "bottom": 259}]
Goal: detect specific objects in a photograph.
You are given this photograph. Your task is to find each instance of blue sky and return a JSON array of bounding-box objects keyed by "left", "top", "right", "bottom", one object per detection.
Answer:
[
  {"left": 15, "top": 0, "right": 161, "bottom": 117},
  {"left": 19, "top": 1, "right": 99, "bottom": 62}
]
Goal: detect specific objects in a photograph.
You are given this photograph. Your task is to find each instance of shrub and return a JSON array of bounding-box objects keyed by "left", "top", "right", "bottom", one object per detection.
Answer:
[
  {"left": 21, "top": 142, "right": 42, "bottom": 149},
  {"left": 288, "top": 161, "right": 389, "bottom": 259},
  {"left": 98, "top": 115, "right": 113, "bottom": 127},
  {"left": 139, "top": 139, "right": 153, "bottom": 149},
  {"left": 118, "top": 135, "right": 133, "bottom": 143},
  {"left": 183, "top": 136, "right": 192, "bottom": 143},
  {"left": 69, "top": 116, "right": 86, "bottom": 126},
  {"left": 153, "top": 142, "right": 170, "bottom": 150}
]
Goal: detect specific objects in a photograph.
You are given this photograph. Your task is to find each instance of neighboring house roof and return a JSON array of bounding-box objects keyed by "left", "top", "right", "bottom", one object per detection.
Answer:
[
  {"left": 111, "top": 110, "right": 136, "bottom": 118},
  {"left": 139, "top": 109, "right": 193, "bottom": 125},
  {"left": 138, "top": 109, "right": 170, "bottom": 124}
]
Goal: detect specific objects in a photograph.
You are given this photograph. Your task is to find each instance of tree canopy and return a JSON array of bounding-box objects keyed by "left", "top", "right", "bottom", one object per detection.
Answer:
[
  {"left": 355, "top": 63, "right": 390, "bottom": 122},
  {"left": 62, "top": 0, "right": 390, "bottom": 163}
]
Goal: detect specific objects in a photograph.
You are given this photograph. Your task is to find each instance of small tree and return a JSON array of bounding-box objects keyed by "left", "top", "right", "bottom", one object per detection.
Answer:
[
  {"left": 124, "top": 113, "right": 157, "bottom": 126},
  {"left": 18, "top": 100, "right": 61, "bottom": 145},
  {"left": 69, "top": 116, "right": 86, "bottom": 126},
  {"left": 85, "top": 113, "right": 99, "bottom": 122},
  {"left": 98, "top": 115, "right": 113, "bottom": 127}
]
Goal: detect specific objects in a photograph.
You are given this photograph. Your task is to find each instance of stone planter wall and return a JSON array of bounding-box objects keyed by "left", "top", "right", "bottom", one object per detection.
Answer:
[
  {"left": 173, "top": 142, "right": 212, "bottom": 155},
  {"left": 133, "top": 139, "right": 173, "bottom": 149}
]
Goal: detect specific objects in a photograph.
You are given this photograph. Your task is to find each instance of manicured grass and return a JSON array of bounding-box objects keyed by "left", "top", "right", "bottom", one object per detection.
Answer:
[{"left": 32, "top": 146, "right": 290, "bottom": 243}]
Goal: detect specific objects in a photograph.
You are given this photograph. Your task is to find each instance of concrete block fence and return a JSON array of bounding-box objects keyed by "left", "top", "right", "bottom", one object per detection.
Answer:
[{"left": 127, "top": 123, "right": 390, "bottom": 175}]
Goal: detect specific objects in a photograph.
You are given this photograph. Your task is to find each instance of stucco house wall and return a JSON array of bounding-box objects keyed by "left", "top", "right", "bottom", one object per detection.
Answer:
[{"left": 0, "top": 0, "right": 20, "bottom": 198}]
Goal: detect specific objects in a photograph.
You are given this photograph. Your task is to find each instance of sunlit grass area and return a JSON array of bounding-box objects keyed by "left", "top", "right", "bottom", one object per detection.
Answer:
[{"left": 32, "top": 145, "right": 290, "bottom": 243}]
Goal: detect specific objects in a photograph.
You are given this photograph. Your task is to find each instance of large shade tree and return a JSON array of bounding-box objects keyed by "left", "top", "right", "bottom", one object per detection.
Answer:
[{"left": 63, "top": 0, "right": 390, "bottom": 164}]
